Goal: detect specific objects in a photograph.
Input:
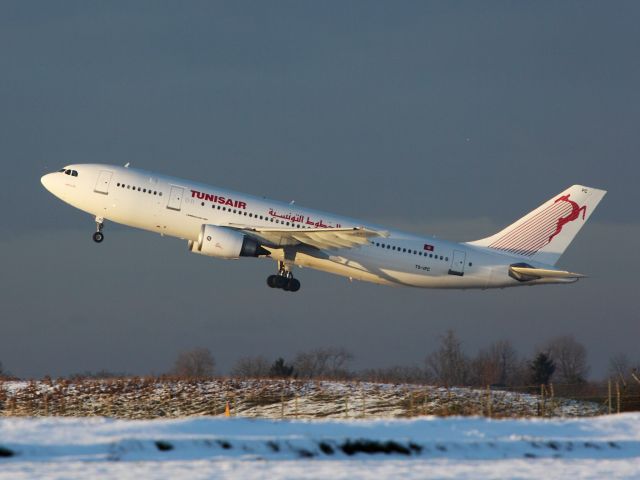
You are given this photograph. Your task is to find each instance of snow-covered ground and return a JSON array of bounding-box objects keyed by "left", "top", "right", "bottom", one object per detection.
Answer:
[{"left": 1, "top": 414, "right": 639, "bottom": 479}]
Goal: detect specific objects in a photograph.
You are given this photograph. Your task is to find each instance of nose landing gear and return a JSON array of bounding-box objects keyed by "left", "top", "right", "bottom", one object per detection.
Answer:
[
  {"left": 92, "top": 217, "right": 105, "bottom": 243},
  {"left": 267, "top": 262, "right": 301, "bottom": 292}
]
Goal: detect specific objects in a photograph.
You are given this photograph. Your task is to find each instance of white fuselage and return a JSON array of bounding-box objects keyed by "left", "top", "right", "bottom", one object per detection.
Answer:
[{"left": 41, "top": 164, "right": 573, "bottom": 289}]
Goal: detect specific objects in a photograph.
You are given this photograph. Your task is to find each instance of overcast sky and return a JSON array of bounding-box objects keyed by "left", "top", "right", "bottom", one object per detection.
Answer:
[{"left": 1, "top": 1, "right": 638, "bottom": 379}]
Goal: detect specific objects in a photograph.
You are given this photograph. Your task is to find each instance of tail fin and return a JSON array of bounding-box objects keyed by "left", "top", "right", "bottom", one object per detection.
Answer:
[{"left": 468, "top": 185, "right": 606, "bottom": 265}]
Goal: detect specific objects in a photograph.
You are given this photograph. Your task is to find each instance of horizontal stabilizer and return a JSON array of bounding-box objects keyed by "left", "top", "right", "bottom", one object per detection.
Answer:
[{"left": 509, "top": 265, "right": 585, "bottom": 282}]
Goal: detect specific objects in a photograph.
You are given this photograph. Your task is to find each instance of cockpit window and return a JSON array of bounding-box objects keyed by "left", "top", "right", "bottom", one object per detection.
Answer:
[
  {"left": 65, "top": 169, "right": 71, "bottom": 175},
  {"left": 71, "top": 170, "right": 78, "bottom": 177}
]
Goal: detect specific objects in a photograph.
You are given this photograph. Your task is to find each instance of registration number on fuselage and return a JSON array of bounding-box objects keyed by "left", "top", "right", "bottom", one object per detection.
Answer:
[{"left": 415, "top": 265, "right": 431, "bottom": 272}]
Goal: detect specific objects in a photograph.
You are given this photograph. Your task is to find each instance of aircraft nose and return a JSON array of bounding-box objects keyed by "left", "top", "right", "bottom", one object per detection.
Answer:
[{"left": 41, "top": 173, "right": 54, "bottom": 192}]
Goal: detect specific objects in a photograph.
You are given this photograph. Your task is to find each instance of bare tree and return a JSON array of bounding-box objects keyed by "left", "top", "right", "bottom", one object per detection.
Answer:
[
  {"left": 172, "top": 347, "right": 215, "bottom": 378},
  {"left": 359, "top": 365, "right": 426, "bottom": 384},
  {"left": 545, "top": 336, "right": 589, "bottom": 384},
  {"left": 231, "top": 355, "right": 270, "bottom": 378},
  {"left": 293, "top": 347, "right": 353, "bottom": 379},
  {"left": 471, "top": 340, "right": 519, "bottom": 387},
  {"left": 425, "top": 330, "right": 470, "bottom": 386},
  {"left": 609, "top": 353, "right": 640, "bottom": 385},
  {"left": 609, "top": 353, "right": 630, "bottom": 384}
]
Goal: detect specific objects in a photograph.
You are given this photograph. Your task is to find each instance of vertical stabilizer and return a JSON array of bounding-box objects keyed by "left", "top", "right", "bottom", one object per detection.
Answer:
[{"left": 467, "top": 185, "right": 606, "bottom": 265}]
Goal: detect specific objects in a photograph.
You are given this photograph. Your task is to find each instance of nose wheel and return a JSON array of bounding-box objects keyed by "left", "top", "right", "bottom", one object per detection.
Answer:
[
  {"left": 93, "top": 217, "right": 105, "bottom": 243},
  {"left": 267, "top": 262, "right": 301, "bottom": 292}
]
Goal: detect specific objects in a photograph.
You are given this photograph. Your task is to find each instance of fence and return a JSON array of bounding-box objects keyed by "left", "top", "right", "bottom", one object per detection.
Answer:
[{"left": 0, "top": 378, "right": 637, "bottom": 420}]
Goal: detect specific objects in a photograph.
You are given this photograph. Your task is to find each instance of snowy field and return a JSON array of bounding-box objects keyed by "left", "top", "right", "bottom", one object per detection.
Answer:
[{"left": 1, "top": 414, "right": 639, "bottom": 479}]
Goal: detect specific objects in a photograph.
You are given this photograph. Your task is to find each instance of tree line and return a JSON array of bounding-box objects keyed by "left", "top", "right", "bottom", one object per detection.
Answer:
[
  {"left": 1, "top": 332, "right": 638, "bottom": 389},
  {"left": 164, "top": 331, "right": 638, "bottom": 389}
]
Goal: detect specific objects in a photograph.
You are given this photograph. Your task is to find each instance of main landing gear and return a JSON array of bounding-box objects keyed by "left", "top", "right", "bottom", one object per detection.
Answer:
[
  {"left": 92, "top": 217, "right": 104, "bottom": 243},
  {"left": 267, "top": 261, "right": 301, "bottom": 292}
]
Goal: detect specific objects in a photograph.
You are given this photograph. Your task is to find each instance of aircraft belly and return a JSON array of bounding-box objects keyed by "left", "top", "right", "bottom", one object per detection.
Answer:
[{"left": 274, "top": 247, "right": 491, "bottom": 289}]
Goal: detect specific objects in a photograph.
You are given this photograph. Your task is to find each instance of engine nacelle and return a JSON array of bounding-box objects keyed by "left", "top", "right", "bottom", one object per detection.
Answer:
[{"left": 188, "top": 225, "right": 269, "bottom": 259}]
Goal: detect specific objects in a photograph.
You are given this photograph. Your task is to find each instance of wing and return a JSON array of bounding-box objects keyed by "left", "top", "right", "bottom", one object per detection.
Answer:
[{"left": 228, "top": 224, "right": 389, "bottom": 250}]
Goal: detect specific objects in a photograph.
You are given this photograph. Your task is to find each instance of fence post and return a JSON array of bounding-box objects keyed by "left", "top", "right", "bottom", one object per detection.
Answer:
[
  {"left": 280, "top": 391, "right": 285, "bottom": 419},
  {"left": 608, "top": 379, "right": 612, "bottom": 415},
  {"left": 344, "top": 395, "right": 349, "bottom": 419},
  {"left": 409, "top": 391, "right": 414, "bottom": 417},
  {"left": 361, "top": 387, "right": 365, "bottom": 419},
  {"left": 539, "top": 384, "right": 546, "bottom": 417},
  {"left": 616, "top": 381, "right": 621, "bottom": 414},
  {"left": 486, "top": 385, "right": 492, "bottom": 417},
  {"left": 424, "top": 389, "right": 428, "bottom": 415},
  {"left": 295, "top": 393, "right": 298, "bottom": 419}
]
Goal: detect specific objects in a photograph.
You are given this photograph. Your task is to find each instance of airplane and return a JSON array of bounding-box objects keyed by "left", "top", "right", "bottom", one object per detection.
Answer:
[{"left": 41, "top": 164, "right": 606, "bottom": 292}]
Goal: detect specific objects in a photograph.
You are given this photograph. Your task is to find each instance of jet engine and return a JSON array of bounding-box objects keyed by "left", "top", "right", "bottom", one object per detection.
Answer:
[{"left": 188, "top": 225, "right": 269, "bottom": 259}]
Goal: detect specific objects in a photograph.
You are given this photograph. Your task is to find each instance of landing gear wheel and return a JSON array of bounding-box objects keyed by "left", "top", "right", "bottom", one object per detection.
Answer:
[
  {"left": 275, "top": 276, "right": 288, "bottom": 289},
  {"left": 267, "top": 263, "right": 301, "bottom": 292},
  {"left": 93, "top": 217, "right": 105, "bottom": 244}
]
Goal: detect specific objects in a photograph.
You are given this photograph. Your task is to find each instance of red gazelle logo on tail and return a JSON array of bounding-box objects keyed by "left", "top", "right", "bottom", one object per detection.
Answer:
[
  {"left": 487, "top": 193, "right": 588, "bottom": 257},
  {"left": 548, "top": 194, "right": 587, "bottom": 243}
]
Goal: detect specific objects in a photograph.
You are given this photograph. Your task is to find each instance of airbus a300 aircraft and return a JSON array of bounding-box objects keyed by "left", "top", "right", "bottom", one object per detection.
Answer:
[{"left": 41, "top": 164, "right": 605, "bottom": 292}]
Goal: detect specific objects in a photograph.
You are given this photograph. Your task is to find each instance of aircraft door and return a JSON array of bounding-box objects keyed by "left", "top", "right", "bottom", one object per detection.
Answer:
[
  {"left": 94, "top": 170, "right": 113, "bottom": 195},
  {"left": 448, "top": 250, "right": 466, "bottom": 276},
  {"left": 167, "top": 185, "right": 184, "bottom": 211}
]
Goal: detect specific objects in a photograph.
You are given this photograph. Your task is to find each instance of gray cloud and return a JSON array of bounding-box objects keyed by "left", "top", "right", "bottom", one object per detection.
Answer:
[{"left": 0, "top": 1, "right": 637, "bottom": 378}]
